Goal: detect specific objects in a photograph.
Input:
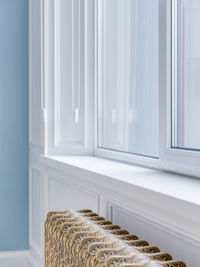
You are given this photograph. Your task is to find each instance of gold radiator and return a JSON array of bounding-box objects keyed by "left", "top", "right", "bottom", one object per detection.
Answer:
[{"left": 45, "top": 209, "right": 186, "bottom": 267}]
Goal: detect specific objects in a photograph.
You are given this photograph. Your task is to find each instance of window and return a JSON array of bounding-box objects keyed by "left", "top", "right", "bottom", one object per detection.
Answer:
[
  {"left": 44, "top": 0, "right": 200, "bottom": 177},
  {"left": 172, "top": 0, "right": 200, "bottom": 151},
  {"left": 94, "top": 0, "right": 200, "bottom": 175},
  {"left": 97, "top": 0, "right": 159, "bottom": 158}
]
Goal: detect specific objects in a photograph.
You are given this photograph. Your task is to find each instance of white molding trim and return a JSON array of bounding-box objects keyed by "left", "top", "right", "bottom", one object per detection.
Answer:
[
  {"left": 30, "top": 144, "right": 43, "bottom": 170},
  {"left": 43, "top": 0, "right": 94, "bottom": 155},
  {"left": 42, "top": 170, "right": 50, "bottom": 221},
  {"left": 29, "top": 167, "right": 43, "bottom": 258},
  {"left": 107, "top": 200, "right": 200, "bottom": 248},
  {"left": 106, "top": 200, "right": 200, "bottom": 266},
  {"left": 0, "top": 250, "right": 29, "bottom": 259},
  {"left": 0, "top": 250, "right": 31, "bottom": 267},
  {"left": 159, "top": 0, "right": 200, "bottom": 178},
  {"left": 31, "top": 240, "right": 42, "bottom": 260},
  {"left": 44, "top": 169, "right": 100, "bottom": 213},
  {"left": 40, "top": 155, "right": 200, "bottom": 207},
  {"left": 29, "top": 246, "right": 43, "bottom": 267}
]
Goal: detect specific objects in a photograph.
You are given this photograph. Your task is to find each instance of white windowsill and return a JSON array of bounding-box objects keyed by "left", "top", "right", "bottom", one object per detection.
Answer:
[{"left": 41, "top": 155, "right": 200, "bottom": 206}]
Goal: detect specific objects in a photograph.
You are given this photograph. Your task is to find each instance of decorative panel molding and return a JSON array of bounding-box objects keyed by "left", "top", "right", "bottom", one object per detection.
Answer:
[
  {"left": 44, "top": 0, "right": 94, "bottom": 155},
  {"left": 54, "top": 0, "right": 84, "bottom": 146},
  {"left": 107, "top": 201, "right": 200, "bottom": 267},
  {"left": 29, "top": 168, "right": 43, "bottom": 257},
  {"left": 49, "top": 175, "right": 99, "bottom": 212}
]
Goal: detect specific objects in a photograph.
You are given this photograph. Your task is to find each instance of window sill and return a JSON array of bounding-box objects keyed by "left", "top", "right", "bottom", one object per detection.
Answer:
[
  {"left": 40, "top": 155, "right": 200, "bottom": 206},
  {"left": 41, "top": 154, "right": 200, "bottom": 246}
]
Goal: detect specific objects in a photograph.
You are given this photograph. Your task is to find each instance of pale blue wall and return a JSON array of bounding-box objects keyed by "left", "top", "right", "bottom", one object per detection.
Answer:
[{"left": 0, "top": 0, "right": 29, "bottom": 251}]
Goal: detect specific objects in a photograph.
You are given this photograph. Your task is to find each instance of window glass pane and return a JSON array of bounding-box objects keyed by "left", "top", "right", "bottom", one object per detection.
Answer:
[
  {"left": 97, "top": 0, "right": 159, "bottom": 158},
  {"left": 173, "top": 0, "right": 200, "bottom": 150}
]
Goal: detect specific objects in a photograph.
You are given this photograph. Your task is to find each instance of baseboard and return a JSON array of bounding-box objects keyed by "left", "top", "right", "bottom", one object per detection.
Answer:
[
  {"left": 0, "top": 250, "right": 32, "bottom": 267},
  {"left": 29, "top": 246, "right": 43, "bottom": 267},
  {"left": 0, "top": 249, "right": 43, "bottom": 267}
]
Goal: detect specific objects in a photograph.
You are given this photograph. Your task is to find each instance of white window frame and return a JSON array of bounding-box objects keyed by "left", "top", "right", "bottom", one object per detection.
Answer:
[
  {"left": 42, "top": 0, "right": 200, "bottom": 178},
  {"left": 94, "top": 0, "right": 200, "bottom": 178},
  {"left": 42, "top": 0, "right": 94, "bottom": 156}
]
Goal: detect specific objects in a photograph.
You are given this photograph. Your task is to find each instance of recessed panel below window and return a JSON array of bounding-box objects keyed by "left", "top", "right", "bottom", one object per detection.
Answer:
[{"left": 97, "top": 0, "right": 159, "bottom": 158}]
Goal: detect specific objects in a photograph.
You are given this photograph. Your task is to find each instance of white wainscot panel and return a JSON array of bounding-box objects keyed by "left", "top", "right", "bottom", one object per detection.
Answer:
[
  {"left": 30, "top": 169, "right": 42, "bottom": 254},
  {"left": 108, "top": 203, "right": 200, "bottom": 267},
  {"left": 49, "top": 176, "right": 99, "bottom": 212}
]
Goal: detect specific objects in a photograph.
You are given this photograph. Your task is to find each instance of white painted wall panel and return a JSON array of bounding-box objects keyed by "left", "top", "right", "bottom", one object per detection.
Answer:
[
  {"left": 49, "top": 177, "right": 98, "bottom": 212},
  {"left": 31, "top": 169, "right": 42, "bottom": 250},
  {"left": 109, "top": 204, "right": 199, "bottom": 267}
]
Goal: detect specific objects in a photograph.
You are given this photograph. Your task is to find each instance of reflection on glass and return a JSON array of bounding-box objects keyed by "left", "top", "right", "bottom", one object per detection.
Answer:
[
  {"left": 175, "top": 0, "right": 200, "bottom": 150},
  {"left": 97, "top": 0, "right": 159, "bottom": 158}
]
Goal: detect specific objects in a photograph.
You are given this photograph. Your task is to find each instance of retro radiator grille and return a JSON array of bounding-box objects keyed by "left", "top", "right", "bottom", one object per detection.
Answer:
[{"left": 45, "top": 209, "right": 186, "bottom": 267}]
